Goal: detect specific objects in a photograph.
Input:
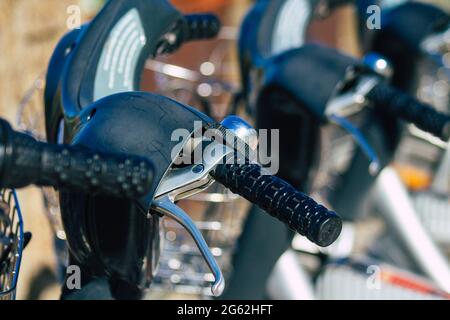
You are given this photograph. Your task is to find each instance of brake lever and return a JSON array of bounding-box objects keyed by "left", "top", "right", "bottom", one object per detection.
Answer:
[
  {"left": 155, "top": 141, "right": 234, "bottom": 201},
  {"left": 152, "top": 196, "right": 225, "bottom": 297},
  {"left": 152, "top": 141, "right": 234, "bottom": 296},
  {"left": 329, "top": 114, "right": 381, "bottom": 176},
  {"left": 325, "top": 75, "right": 382, "bottom": 176},
  {"left": 152, "top": 116, "right": 258, "bottom": 296}
]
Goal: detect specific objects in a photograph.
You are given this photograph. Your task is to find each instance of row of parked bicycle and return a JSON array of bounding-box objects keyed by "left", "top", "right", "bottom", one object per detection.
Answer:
[{"left": 1, "top": 0, "right": 449, "bottom": 300}]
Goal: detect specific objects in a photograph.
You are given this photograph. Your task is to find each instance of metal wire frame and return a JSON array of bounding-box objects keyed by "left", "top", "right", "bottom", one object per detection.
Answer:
[{"left": 0, "top": 190, "right": 24, "bottom": 300}]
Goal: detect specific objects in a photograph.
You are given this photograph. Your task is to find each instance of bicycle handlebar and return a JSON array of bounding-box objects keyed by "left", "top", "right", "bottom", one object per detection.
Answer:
[
  {"left": 158, "top": 14, "right": 221, "bottom": 55},
  {"left": 212, "top": 162, "right": 342, "bottom": 247},
  {"left": 182, "top": 14, "right": 221, "bottom": 42},
  {"left": 367, "top": 83, "right": 450, "bottom": 141},
  {"left": 0, "top": 119, "right": 154, "bottom": 198}
]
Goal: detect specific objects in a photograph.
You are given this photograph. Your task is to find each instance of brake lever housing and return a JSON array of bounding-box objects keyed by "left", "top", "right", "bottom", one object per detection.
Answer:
[{"left": 151, "top": 116, "right": 257, "bottom": 296}]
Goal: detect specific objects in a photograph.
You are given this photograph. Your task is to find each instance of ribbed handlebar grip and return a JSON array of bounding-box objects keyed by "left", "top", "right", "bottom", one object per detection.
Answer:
[
  {"left": 368, "top": 83, "right": 450, "bottom": 141},
  {"left": 327, "top": 0, "right": 357, "bottom": 10},
  {"left": 157, "top": 14, "right": 221, "bottom": 55},
  {"left": 212, "top": 163, "right": 342, "bottom": 247},
  {"left": 0, "top": 119, "right": 154, "bottom": 198},
  {"left": 183, "top": 14, "right": 221, "bottom": 41}
]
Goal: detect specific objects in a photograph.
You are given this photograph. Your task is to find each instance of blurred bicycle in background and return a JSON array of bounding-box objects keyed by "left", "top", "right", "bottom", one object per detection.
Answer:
[{"left": 10, "top": 0, "right": 450, "bottom": 300}]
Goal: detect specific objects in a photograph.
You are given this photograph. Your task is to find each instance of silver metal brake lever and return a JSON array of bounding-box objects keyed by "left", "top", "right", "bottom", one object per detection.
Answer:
[
  {"left": 152, "top": 196, "right": 225, "bottom": 297},
  {"left": 155, "top": 142, "right": 235, "bottom": 201},
  {"left": 151, "top": 116, "right": 259, "bottom": 296},
  {"left": 325, "top": 75, "right": 380, "bottom": 119},
  {"left": 152, "top": 141, "right": 233, "bottom": 297}
]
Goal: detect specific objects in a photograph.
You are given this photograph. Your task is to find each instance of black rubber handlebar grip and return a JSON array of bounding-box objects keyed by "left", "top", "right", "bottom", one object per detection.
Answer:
[
  {"left": 182, "top": 14, "right": 221, "bottom": 42},
  {"left": 367, "top": 83, "right": 450, "bottom": 141},
  {"left": 327, "top": 0, "right": 357, "bottom": 10},
  {"left": 0, "top": 119, "right": 154, "bottom": 198},
  {"left": 156, "top": 14, "right": 221, "bottom": 55},
  {"left": 212, "top": 163, "right": 342, "bottom": 247}
]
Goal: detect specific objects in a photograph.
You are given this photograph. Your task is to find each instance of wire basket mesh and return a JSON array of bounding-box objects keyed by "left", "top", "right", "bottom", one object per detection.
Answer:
[
  {"left": 393, "top": 43, "right": 450, "bottom": 250},
  {"left": 143, "top": 28, "right": 239, "bottom": 120},
  {"left": 16, "top": 74, "right": 69, "bottom": 276},
  {"left": 145, "top": 31, "right": 252, "bottom": 297},
  {"left": 316, "top": 258, "right": 450, "bottom": 300},
  {"left": 0, "top": 190, "right": 24, "bottom": 300}
]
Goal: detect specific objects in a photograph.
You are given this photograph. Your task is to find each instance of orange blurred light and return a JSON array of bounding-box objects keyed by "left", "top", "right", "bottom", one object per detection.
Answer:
[
  {"left": 393, "top": 163, "right": 432, "bottom": 191},
  {"left": 171, "top": 0, "right": 228, "bottom": 13}
]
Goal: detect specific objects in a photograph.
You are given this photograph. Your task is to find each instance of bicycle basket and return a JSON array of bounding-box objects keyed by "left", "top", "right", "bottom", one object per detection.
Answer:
[
  {"left": 17, "top": 34, "right": 249, "bottom": 298},
  {"left": 144, "top": 31, "right": 252, "bottom": 298},
  {"left": 0, "top": 190, "right": 24, "bottom": 300}
]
